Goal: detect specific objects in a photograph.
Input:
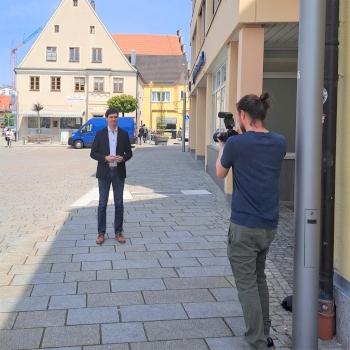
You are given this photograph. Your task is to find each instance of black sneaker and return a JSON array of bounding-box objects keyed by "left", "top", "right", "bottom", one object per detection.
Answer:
[{"left": 267, "top": 337, "right": 275, "bottom": 349}]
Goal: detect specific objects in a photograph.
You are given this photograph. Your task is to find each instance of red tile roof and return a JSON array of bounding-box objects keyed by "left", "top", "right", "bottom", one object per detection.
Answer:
[
  {"left": 0, "top": 95, "right": 12, "bottom": 111},
  {"left": 111, "top": 34, "right": 183, "bottom": 56}
]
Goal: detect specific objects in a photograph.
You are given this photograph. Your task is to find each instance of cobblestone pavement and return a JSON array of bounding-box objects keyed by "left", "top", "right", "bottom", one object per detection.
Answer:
[{"left": 0, "top": 137, "right": 345, "bottom": 349}]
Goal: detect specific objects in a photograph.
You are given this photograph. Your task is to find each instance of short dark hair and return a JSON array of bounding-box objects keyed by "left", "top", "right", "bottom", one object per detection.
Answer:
[
  {"left": 236, "top": 91, "right": 272, "bottom": 125},
  {"left": 105, "top": 108, "right": 119, "bottom": 118}
]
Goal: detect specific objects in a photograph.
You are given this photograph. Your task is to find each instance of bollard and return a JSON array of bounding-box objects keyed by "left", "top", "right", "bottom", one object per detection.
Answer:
[{"left": 22, "top": 137, "right": 25, "bottom": 145}]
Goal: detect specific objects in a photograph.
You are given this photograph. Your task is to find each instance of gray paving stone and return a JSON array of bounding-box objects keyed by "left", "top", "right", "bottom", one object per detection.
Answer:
[
  {"left": 121, "top": 303, "right": 187, "bottom": 322},
  {"left": 0, "top": 328, "right": 43, "bottom": 349},
  {"left": 0, "top": 312, "right": 17, "bottom": 329},
  {"left": 51, "top": 262, "right": 81, "bottom": 272},
  {"left": 35, "top": 241, "right": 76, "bottom": 248},
  {"left": 0, "top": 296, "right": 49, "bottom": 312},
  {"left": 84, "top": 345, "right": 129, "bottom": 350},
  {"left": 178, "top": 242, "right": 226, "bottom": 250},
  {"left": 128, "top": 267, "right": 177, "bottom": 279},
  {"left": 130, "top": 237, "right": 161, "bottom": 244},
  {"left": 12, "top": 272, "right": 64, "bottom": 285},
  {"left": 112, "top": 259, "right": 160, "bottom": 269},
  {"left": 143, "top": 289, "right": 215, "bottom": 304},
  {"left": 111, "top": 278, "right": 166, "bottom": 292},
  {"left": 14, "top": 310, "right": 66, "bottom": 328},
  {"left": 9, "top": 263, "right": 52, "bottom": 274},
  {"left": 87, "top": 292, "right": 144, "bottom": 307},
  {"left": 205, "top": 235, "right": 227, "bottom": 242},
  {"left": 78, "top": 281, "right": 110, "bottom": 294},
  {"left": 47, "top": 234, "right": 83, "bottom": 241},
  {"left": 125, "top": 251, "right": 170, "bottom": 260},
  {"left": 67, "top": 306, "right": 119, "bottom": 325},
  {"left": 0, "top": 274, "right": 13, "bottom": 286},
  {"left": 38, "top": 348, "right": 81, "bottom": 350},
  {"left": 31, "top": 282, "right": 77, "bottom": 296},
  {"left": 158, "top": 257, "right": 200, "bottom": 267},
  {"left": 97, "top": 269, "right": 128, "bottom": 280},
  {"left": 163, "top": 277, "right": 232, "bottom": 289},
  {"left": 82, "top": 261, "right": 112, "bottom": 271},
  {"left": 0, "top": 285, "right": 33, "bottom": 298},
  {"left": 145, "top": 243, "right": 180, "bottom": 251},
  {"left": 144, "top": 318, "right": 232, "bottom": 341},
  {"left": 37, "top": 247, "right": 88, "bottom": 255},
  {"left": 183, "top": 301, "right": 243, "bottom": 318},
  {"left": 176, "top": 265, "right": 232, "bottom": 277},
  {"left": 65, "top": 271, "right": 96, "bottom": 282},
  {"left": 130, "top": 339, "right": 208, "bottom": 350},
  {"left": 210, "top": 287, "right": 239, "bottom": 301},
  {"left": 198, "top": 257, "right": 230, "bottom": 266},
  {"left": 42, "top": 325, "right": 99, "bottom": 347},
  {"left": 210, "top": 248, "right": 227, "bottom": 257},
  {"left": 25, "top": 255, "right": 72, "bottom": 264},
  {"left": 101, "top": 323, "right": 146, "bottom": 344},
  {"left": 49, "top": 294, "right": 86, "bottom": 309},
  {"left": 206, "top": 336, "right": 251, "bottom": 349},
  {"left": 225, "top": 316, "right": 246, "bottom": 336},
  {"left": 73, "top": 253, "right": 124, "bottom": 262},
  {"left": 159, "top": 236, "right": 207, "bottom": 243},
  {"left": 169, "top": 250, "right": 214, "bottom": 258}
]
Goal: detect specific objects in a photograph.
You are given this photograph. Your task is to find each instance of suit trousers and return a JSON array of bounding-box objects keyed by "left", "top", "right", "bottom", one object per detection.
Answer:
[
  {"left": 97, "top": 169, "right": 125, "bottom": 235},
  {"left": 227, "top": 222, "right": 276, "bottom": 350}
]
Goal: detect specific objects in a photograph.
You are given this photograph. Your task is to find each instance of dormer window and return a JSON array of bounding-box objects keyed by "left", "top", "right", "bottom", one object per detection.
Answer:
[{"left": 73, "top": 0, "right": 78, "bottom": 6}]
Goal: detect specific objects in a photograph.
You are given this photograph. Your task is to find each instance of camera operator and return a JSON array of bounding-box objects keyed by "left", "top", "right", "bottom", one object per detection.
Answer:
[{"left": 216, "top": 92, "right": 286, "bottom": 350}]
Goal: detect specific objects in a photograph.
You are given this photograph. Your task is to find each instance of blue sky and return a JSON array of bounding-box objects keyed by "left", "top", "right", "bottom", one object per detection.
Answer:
[{"left": 0, "top": 0, "right": 192, "bottom": 87}]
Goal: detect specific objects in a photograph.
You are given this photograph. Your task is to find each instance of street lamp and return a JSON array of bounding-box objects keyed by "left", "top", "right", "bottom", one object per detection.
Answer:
[
  {"left": 149, "top": 81, "right": 153, "bottom": 145},
  {"left": 182, "top": 68, "right": 187, "bottom": 152}
]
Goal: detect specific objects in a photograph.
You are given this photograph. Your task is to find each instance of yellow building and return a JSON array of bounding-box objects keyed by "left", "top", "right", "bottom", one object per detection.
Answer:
[
  {"left": 112, "top": 34, "right": 189, "bottom": 134},
  {"left": 189, "top": 0, "right": 349, "bottom": 348}
]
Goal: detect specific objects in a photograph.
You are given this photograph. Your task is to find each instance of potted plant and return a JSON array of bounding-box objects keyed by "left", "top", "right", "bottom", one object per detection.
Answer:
[{"left": 153, "top": 85, "right": 169, "bottom": 145}]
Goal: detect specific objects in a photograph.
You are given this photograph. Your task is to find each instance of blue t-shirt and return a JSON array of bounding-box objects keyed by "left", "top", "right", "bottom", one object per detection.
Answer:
[{"left": 221, "top": 131, "right": 286, "bottom": 229}]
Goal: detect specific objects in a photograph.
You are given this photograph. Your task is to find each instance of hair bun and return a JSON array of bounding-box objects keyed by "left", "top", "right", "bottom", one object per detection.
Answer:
[{"left": 259, "top": 91, "right": 271, "bottom": 102}]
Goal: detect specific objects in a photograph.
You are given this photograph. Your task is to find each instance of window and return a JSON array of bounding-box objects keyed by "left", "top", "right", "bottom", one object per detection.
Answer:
[
  {"left": 180, "top": 90, "right": 186, "bottom": 100},
  {"left": 90, "top": 26, "right": 95, "bottom": 34},
  {"left": 75, "top": 77, "right": 85, "bottom": 91},
  {"left": 94, "top": 77, "right": 104, "bottom": 92},
  {"left": 60, "top": 117, "right": 82, "bottom": 130},
  {"left": 69, "top": 47, "right": 79, "bottom": 62},
  {"left": 46, "top": 47, "right": 57, "bottom": 61},
  {"left": 51, "top": 77, "right": 61, "bottom": 91},
  {"left": 113, "top": 78, "right": 124, "bottom": 93},
  {"left": 152, "top": 91, "right": 170, "bottom": 102},
  {"left": 92, "top": 48, "right": 102, "bottom": 63},
  {"left": 54, "top": 25, "right": 59, "bottom": 33},
  {"left": 73, "top": 0, "right": 78, "bottom": 6},
  {"left": 30, "top": 76, "right": 40, "bottom": 91}
]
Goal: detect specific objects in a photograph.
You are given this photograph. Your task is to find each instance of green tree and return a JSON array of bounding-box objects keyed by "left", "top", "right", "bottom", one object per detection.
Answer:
[
  {"left": 33, "top": 103, "right": 44, "bottom": 144},
  {"left": 4, "top": 112, "right": 16, "bottom": 127},
  {"left": 156, "top": 85, "right": 167, "bottom": 136},
  {"left": 107, "top": 94, "right": 138, "bottom": 117}
]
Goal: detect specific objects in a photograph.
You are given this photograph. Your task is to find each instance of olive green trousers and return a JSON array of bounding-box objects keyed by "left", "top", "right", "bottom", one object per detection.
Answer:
[{"left": 227, "top": 222, "right": 276, "bottom": 350}]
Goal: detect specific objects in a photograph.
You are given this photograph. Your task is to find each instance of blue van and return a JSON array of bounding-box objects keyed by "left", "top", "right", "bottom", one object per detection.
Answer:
[{"left": 68, "top": 117, "right": 136, "bottom": 149}]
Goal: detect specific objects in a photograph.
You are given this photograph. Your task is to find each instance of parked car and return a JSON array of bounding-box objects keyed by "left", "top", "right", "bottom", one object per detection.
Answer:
[
  {"left": 4, "top": 126, "right": 16, "bottom": 133},
  {"left": 68, "top": 117, "right": 136, "bottom": 149}
]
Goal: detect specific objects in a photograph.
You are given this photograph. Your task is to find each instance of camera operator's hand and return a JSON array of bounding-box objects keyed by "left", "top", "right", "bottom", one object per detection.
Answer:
[{"left": 216, "top": 133, "right": 226, "bottom": 147}]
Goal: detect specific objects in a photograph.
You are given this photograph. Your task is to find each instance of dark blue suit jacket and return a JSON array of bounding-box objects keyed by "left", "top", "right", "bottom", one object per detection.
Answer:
[{"left": 90, "top": 126, "right": 132, "bottom": 180}]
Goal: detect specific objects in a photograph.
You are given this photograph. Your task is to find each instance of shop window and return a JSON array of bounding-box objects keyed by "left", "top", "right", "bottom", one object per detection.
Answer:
[{"left": 60, "top": 117, "right": 82, "bottom": 129}]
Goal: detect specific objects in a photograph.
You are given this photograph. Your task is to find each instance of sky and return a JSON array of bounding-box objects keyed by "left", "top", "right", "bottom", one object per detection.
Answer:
[{"left": 0, "top": 0, "right": 192, "bottom": 87}]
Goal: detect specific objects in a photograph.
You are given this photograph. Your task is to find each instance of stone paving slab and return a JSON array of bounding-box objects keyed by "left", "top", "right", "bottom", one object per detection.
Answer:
[
  {"left": 87, "top": 292, "right": 144, "bottom": 307},
  {"left": 67, "top": 306, "right": 119, "bottom": 325},
  {"left": 0, "top": 328, "right": 43, "bottom": 349},
  {"left": 101, "top": 323, "right": 146, "bottom": 344},
  {"left": 14, "top": 310, "right": 66, "bottom": 328},
  {"left": 130, "top": 339, "right": 209, "bottom": 350}
]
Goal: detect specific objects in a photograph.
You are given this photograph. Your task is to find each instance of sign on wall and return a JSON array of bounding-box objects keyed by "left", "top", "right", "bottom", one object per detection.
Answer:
[{"left": 66, "top": 96, "right": 85, "bottom": 103}]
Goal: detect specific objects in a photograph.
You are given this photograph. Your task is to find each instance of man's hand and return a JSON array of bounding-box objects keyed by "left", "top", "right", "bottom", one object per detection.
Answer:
[
  {"left": 216, "top": 134, "right": 229, "bottom": 179},
  {"left": 115, "top": 155, "right": 124, "bottom": 163},
  {"left": 105, "top": 155, "right": 116, "bottom": 163}
]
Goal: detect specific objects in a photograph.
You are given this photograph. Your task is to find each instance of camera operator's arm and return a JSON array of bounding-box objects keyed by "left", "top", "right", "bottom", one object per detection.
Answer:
[{"left": 216, "top": 137, "right": 229, "bottom": 178}]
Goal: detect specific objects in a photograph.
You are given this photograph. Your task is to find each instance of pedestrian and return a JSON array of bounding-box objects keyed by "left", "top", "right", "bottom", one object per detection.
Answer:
[
  {"left": 5, "top": 128, "right": 14, "bottom": 148},
  {"left": 138, "top": 125, "right": 144, "bottom": 145},
  {"left": 142, "top": 124, "right": 148, "bottom": 143},
  {"left": 90, "top": 107, "right": 133, "bottom": 245},
  {"left": 215, "top": 92, "right": 286, "bottom": 350}
]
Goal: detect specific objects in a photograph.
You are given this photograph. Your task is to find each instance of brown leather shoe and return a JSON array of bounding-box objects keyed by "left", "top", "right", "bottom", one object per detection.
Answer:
[
  {"left": 115, "top": 233, "right": 125, "bottom": 244},
  {"left": 96, "top": 234, "right": 105, "bottom": 245}
]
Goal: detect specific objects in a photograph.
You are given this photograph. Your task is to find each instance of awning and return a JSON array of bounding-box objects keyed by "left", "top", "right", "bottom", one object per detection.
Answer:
[{"left": 20, "top": 110, "right": 84, "bottom": 118}]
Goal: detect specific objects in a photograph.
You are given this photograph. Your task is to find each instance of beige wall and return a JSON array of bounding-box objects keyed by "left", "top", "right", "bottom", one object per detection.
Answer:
[
  {"left": 195, "top": 87, "right": 206, "bottom": 157},
  {"left": 334, "top": 0, "right": 350, "bottom": 281}
]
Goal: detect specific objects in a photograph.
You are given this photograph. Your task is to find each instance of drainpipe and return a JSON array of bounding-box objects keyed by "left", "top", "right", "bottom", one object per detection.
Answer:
[{"left": 319, "top": 0, "right": 339, "bottom": 340}]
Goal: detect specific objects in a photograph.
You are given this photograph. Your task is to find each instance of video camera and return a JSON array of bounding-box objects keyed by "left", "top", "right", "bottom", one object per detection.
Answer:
[{"left": 213, "top": 112, "right": 239, "bottom": 143}]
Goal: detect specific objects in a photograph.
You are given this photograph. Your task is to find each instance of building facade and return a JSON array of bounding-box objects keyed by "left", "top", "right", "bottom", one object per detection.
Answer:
[
  {"left": 112, "top": 34, "right": 189, "bottom": 134},
  {"left": 15, "top": 0, "right": 137, "bottom": 141},
  {"left": 189, "top": 0, "right": 349, "bottom": 347}
]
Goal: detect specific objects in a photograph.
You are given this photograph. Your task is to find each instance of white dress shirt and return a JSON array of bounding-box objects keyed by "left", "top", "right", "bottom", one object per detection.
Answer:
[{"left": 108, "top": 126, "right": 118, "bottom": 167}]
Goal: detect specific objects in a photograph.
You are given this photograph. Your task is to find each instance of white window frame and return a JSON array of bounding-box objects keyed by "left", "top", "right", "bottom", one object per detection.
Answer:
[{"left": 151, "top": 91, "right": 171, "bottom": 103}]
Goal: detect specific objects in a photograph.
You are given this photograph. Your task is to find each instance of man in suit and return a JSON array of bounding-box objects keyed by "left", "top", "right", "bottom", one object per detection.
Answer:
[{"left": 90, "top": 108, "right": 133, "bottom": 245}]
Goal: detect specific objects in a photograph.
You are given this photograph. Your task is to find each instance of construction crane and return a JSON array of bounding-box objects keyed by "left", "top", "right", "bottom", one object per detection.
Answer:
[{"left": 11, "top": 27, "right": 42, "bottom": 91}]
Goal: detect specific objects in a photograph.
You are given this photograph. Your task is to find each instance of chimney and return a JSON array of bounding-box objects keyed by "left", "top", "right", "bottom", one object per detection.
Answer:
[
  {"left": 90, "top": 1, "right": 95, "bottom": 10},
  {"left": 181, "top": 44, "right": 186, "bottom": 53},
  {"left": 131, "top": 50, "right": 136, "bottom": 66},
  {"left": 177, "top": 29, "right": 182, "bottom": 37},
  {"left": 179, "top": 36, "right": 183, "bottom": 45}
]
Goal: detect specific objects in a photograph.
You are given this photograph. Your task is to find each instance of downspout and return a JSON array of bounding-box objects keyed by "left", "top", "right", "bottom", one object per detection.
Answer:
[{"left": 318, "top": 0, "right": 339, "bottom": 340}]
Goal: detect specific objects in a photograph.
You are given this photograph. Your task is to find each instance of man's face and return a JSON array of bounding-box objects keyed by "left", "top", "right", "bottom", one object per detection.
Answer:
[
  {"left": 237, "top": 110, "right": 246, "bottom": 133},
  {"left": 107, "top": 113, "right": 118, "bottom": 128}
]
